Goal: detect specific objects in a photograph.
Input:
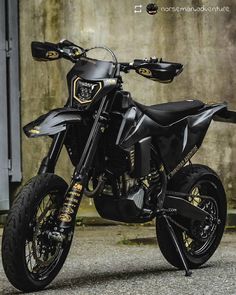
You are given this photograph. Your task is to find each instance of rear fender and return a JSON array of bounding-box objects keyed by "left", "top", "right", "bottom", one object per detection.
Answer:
[
  {"left": 213, "top": 105, "right": 236, "bottom": 124},
  {"left": 23, "top": 107, "right": 82, "bottom": 138}
]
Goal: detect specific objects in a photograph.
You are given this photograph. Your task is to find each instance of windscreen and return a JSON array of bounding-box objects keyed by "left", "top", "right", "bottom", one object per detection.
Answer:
[{"left": 72, "top": 57, "right": 115, "bottom": 80}]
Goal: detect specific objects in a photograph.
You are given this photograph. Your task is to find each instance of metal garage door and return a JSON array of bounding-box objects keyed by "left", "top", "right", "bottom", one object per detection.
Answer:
[{"left": 0, "top": 0, "right": 21, "bottom": 211}]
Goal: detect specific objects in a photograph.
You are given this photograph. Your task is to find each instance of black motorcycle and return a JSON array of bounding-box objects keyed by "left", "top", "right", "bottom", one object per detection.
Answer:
[{"left": 2, "top": 40, "right": 236, "bottom": 292}]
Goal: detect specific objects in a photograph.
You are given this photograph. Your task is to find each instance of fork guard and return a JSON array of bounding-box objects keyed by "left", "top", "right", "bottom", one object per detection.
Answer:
[{"left": 23, "top": 107, "right": 82, "bottom": 138}]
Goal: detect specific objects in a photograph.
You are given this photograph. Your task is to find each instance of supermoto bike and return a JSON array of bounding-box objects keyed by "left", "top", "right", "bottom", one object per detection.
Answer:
[{"left": 2, "top": 40, "right": 236, "bottom": 292}]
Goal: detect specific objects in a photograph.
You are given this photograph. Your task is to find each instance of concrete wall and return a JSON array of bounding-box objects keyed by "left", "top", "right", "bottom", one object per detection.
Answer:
[{"left": 19, "top": 0, "right": 236, "bottom": 210}]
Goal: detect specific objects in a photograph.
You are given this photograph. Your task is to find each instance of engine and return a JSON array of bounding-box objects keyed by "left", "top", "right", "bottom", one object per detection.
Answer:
[{"left": 93, "top": 140, "right": 161, "bottom": 223}]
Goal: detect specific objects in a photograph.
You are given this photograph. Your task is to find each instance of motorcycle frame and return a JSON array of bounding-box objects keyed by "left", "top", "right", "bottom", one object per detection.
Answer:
[{"left": 31, "top": 93, "right": 236, "bottom": 228}]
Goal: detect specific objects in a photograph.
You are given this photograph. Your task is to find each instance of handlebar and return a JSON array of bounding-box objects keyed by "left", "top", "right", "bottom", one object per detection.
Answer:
[
  {"left": 31, "top": 40, "right": 183, "bottom": 81},
  {"left": 32, "top": 39, "right": 161, "bottom": 67}
]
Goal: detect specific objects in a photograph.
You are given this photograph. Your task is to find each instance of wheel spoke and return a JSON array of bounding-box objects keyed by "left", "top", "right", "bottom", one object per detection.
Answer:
[
  {"left": 26, "top": 242, "right": 34, "bottom": 271},
  {"left": 24, "top": 192, "right": 67, "bottom": 280},
  {"left": 181, "top": 182, "right": 220, "bottom": 256}
]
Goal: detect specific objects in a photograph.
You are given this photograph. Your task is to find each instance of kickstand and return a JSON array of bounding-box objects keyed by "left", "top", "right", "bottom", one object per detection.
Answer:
[{"left": 163, "top": 215, "right": 192, "bottom": 277}]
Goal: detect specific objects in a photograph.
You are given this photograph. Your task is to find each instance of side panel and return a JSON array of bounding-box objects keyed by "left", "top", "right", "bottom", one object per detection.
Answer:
[{"left": 118, "top": 104, "right": 226, "bottom": 174}]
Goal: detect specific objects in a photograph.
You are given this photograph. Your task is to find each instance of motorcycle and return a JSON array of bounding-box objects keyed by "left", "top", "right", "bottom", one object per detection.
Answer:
[{"left": 2, "top": 39, "right": 236, "bottom": 292}]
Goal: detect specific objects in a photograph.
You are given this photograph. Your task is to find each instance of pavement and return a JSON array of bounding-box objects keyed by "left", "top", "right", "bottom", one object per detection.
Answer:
[{"left": 0, "top": 225, "right": 236, "bottom": 295}]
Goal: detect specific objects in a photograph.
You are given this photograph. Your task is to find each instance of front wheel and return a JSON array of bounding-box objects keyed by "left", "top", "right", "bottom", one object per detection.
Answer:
[
  {"left": 2, "top": 173, "right": 73, "bottom": 292},
  {"left": 156, "top": 164, "right": 227, "bottom": 269}
]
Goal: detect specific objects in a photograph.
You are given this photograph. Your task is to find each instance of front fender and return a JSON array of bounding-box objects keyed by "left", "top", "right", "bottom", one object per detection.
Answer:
[{"left": 23, "top": 107, "right": 82, "bottom": 138}]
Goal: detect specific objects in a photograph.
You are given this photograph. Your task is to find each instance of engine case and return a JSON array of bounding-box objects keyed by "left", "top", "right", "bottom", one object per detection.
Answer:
[{"left": 94, "top": 186, "right": 152, "bottom": 223}]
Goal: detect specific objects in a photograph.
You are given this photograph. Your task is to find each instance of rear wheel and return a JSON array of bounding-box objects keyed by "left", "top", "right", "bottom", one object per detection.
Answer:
[
  {"left": 156, "top": 164, "right": 227, "bottom": 269},
  {"left": 2, "top": 173, "right": 73, "bottom": 292}
]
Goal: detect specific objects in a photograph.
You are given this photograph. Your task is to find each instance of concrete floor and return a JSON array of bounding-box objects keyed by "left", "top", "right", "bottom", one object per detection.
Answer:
[{"left": 0, "top": 226, "right": 236, "bottom": 295}]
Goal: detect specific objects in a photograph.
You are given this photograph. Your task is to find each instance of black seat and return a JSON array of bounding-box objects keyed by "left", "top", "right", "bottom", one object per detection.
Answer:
[{"left": 135, "top": 100, "right": 205, "bottom": 125}]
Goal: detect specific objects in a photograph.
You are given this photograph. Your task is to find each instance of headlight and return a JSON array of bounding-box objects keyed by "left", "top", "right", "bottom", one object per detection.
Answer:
[{"left": 73, "top": 78, "right": 102, "bottom": 104}]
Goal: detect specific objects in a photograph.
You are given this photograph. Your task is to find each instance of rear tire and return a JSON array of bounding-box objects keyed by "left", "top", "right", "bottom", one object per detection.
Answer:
[
  {"left": 2, "top": 173, "right": 72, "bottom": 292},
  {"left": 156, "top": 164, "right": 226, "bottom": 269}
]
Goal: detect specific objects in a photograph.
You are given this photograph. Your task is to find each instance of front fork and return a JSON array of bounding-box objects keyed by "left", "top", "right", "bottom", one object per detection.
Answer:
[
  {"left": 39, "top": 96, "right": 108, "bottom": 237},
  {"left": 60, "top": 98, "right": 109, "bottom": 236},
  {"left": 57, "top": 120, "right": 106, "bottom": 233}
]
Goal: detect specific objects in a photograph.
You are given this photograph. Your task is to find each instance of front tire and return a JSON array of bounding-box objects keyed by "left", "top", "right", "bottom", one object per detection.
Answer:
[
  {"left": 2, "top": 173, "right": 72, "bottom": 292},
  {"left": 156, "top": 164, "right": 227, "bottom": 269}
]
